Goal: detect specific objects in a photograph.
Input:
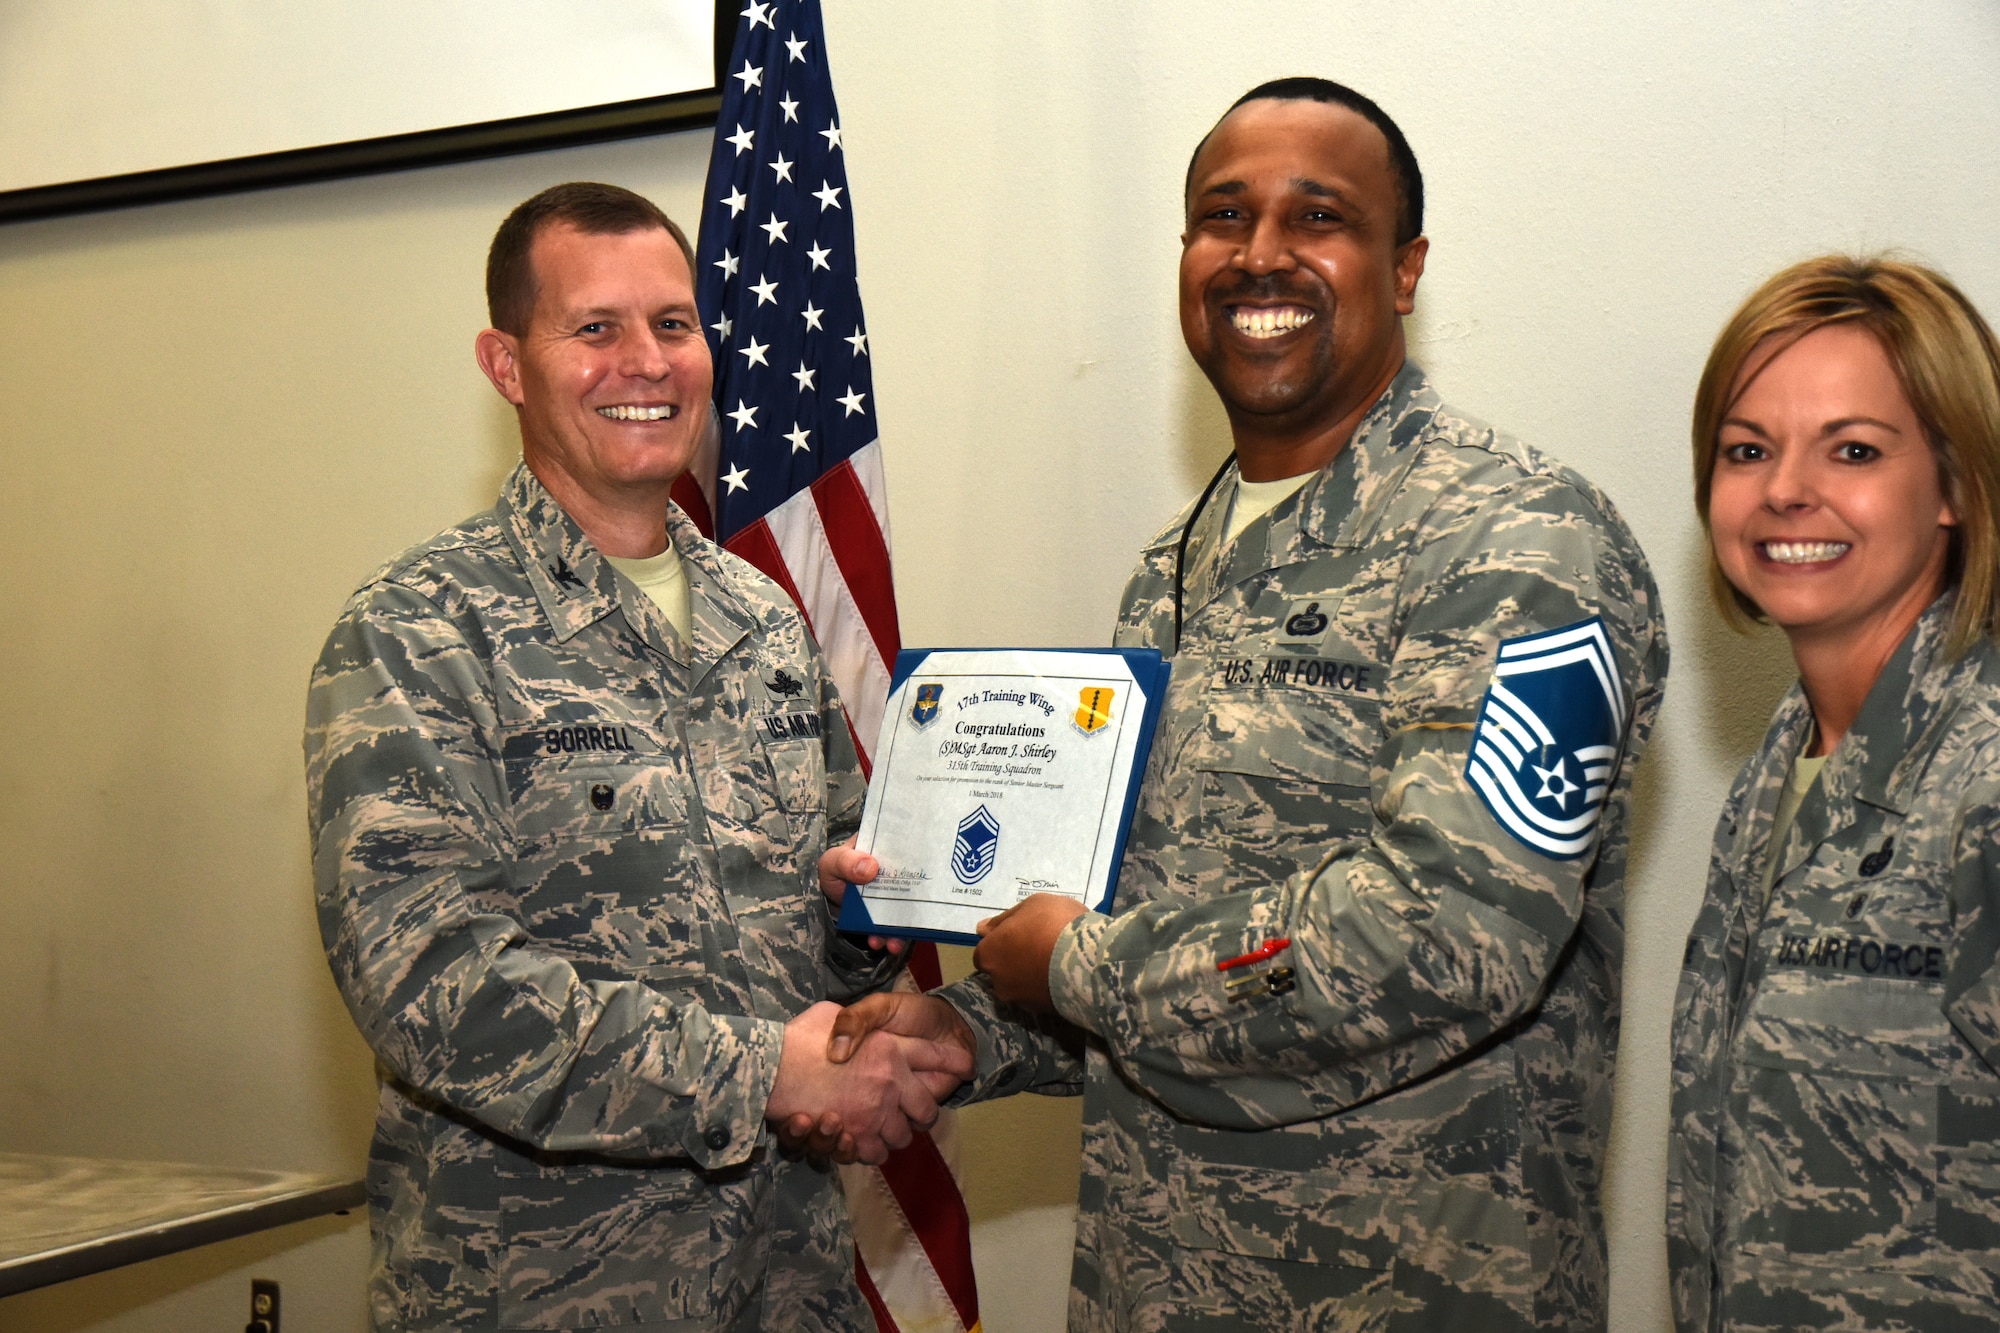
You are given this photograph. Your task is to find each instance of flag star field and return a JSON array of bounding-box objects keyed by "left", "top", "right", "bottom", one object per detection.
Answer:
[{"left": 696, "top": 0, "right": 875, "bottom": 542}]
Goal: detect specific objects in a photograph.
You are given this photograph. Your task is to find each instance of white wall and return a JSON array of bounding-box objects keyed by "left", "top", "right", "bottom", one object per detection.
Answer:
[
  {"left": 1, "top": 3, "right": 1995, "bottom": 1330},
  {"left": 0, "top": 0, "right": 715, "bottom": 192}
]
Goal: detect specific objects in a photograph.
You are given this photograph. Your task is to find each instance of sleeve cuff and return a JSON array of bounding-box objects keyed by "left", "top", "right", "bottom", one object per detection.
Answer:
[
  {"left": 948, "top": 1004, "right": 1010, "bottom": 1108},
  {"left": 1048, "top": 911, "right": 1116, "bottom": 1038},
  {"left": 679, "top": 1012, "right": 785, "bottom": 1169},
  {"left": 819, "top": 892, "right": 907, "bottom": 997},
  {"left": 930, "top": 976, "right": 1011, "bottom": 1105},
  {"left": 932, "top": 974, "right": 1085, "bottom": 1105}
]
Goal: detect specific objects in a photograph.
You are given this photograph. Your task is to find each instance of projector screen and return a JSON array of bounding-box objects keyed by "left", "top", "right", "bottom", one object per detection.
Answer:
[{"left": 0, "top": 0, "right": 722, "bottom": 219}]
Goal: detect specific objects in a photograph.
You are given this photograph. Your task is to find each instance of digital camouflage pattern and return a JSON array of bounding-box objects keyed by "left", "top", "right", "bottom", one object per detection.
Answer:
[
  {"left": 1669, "top": 598, "right": 2000, "bottom": 1331},
  {"left": 942, "top": 364, "right": 1668, "bottom": 1331},
  {"left": 306, "top": 464, "right": 883, "bottom": 1332}
]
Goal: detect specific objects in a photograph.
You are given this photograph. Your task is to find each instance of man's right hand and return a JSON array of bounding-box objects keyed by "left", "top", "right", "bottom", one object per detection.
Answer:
[{"left": 765, "top": 1001, "right": 973, "bottom": 1166}]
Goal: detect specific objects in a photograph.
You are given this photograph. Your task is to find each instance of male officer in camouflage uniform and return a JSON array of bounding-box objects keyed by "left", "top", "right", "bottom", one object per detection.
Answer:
[
  {"left": 824, "top": 80, "right": 1669, "bottom": 1329},
  {"left": 306, "top": 183, "right": 969, "bottom": 1332}
]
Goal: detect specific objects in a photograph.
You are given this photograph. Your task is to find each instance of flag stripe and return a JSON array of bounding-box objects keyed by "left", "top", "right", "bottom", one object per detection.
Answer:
[
  {"left": 721, "top": 517, "right": 809, "bottom": 614},
  {"left": 844, "top": 1150, "right": 968, "bottom": 1333},
  {"left": 877, "top": 1132, "right": 980, "bottom": 1329},
  {"left": 855, "top": 1249, "right": 896, "bottom": 1330},
  {"left": 764, "top": 479, "right": 892, "bottom": 757},
  {"left": 812, "top": 451, "right": 902, "bottom": 667},
  {"left": 848, "top": 431, "right": 895, "bottom": 548},
  {"left": 670, "top": 476, "right": 715, "bottom": 540},
  {"left": 906, "top": 940, "right": 943, "bottom": 992}
]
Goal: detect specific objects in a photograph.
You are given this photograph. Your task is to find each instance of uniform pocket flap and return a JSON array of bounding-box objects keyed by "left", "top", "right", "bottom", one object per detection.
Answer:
[
  {"left": 759, "top": 724, "right": 827, "bottom": 814},
  {"left": 502, "top": 757, "right": 689, "bottom": 846},
  {"left": 1738, "top": 971, "right": 1955, "bottom": 1082},
  {"left": 1182, "top": 727, "right": 1370, "bottom": 789}
]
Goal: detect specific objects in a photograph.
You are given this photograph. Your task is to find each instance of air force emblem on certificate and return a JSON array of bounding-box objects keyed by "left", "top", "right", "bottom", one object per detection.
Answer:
[
  {"left": 951, "top": 805, "right": 1001, "bottom": 885},
  {"left": 1465, "top": 617, "right": 1625, "bottom": 860},
  {"left": 910, "top": 683, "right": 944, "bottom": 729}
]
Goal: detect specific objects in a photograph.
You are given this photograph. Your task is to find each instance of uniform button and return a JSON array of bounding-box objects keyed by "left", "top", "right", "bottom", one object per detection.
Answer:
[{"left": 704, "top": 1126, "right": 731, "bottom": 1152}]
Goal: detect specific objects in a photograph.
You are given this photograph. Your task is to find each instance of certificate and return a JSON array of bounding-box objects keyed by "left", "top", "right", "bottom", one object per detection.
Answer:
[{"left": 837, "top": 648, "right": 1171, "bottom": 944}]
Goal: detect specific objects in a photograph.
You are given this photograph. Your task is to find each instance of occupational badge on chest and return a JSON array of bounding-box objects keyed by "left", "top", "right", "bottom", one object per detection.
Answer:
[
  {"left": 1273, "top": 596, "right": 1342, "bottom": 652},
  {"left": 764, "top": 667, "right": 807, "bottom": 702},
  {"left": 1464, "top": 617, "right": 1625, "bottom": 860}
]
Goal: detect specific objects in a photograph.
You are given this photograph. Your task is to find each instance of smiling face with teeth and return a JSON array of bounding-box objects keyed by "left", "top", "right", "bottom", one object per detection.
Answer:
[
  {"left": 1708, "top": 322, "right": 1957, "bottom": 672},
  {"left": 1179, "top": 98, "right": 1427, "bottom": 479},
  {"left": 475, "top": 222, "right": 712, "bottom": 550}
]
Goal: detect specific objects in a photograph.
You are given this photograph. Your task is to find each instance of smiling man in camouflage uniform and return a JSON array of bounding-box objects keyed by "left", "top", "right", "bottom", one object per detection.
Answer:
[
  {"left": 305, "top": 183, "right": 968, "bottom": 1333},
  {"left": 826, "top": 80, "right": 1669, "bottom": 1330}
]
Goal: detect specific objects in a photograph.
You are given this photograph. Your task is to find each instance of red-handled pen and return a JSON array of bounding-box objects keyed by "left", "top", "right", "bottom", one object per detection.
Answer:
[{"left": 1216, "top": 938, "right": 1291, "bottom": 972}]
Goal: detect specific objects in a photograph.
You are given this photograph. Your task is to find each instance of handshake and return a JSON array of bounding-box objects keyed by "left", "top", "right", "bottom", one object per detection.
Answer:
[
  {"left": 761, "top": 838, "right": 1092, "bottom": 1164},
  {"left": 764, "top": 991, "right": 974, "bottom": 1165}
]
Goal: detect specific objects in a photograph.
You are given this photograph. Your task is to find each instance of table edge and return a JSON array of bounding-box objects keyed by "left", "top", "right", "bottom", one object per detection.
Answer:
[{"left": 0, "top": 1177, "right": 366, "bottom": 1298}]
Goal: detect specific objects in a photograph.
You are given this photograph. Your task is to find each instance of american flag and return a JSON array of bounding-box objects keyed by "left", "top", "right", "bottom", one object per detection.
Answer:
[
  {"left": 677, "top": 0, "right": 896, "bottom": 757},
  {"left": 674, "top": 4, "right": 982, "bottom": 1331}
]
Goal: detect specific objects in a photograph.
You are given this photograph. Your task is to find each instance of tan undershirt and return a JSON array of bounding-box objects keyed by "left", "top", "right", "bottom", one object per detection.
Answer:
[
  {"left": 1762, "top": 749, "right": 1829, "bottom": 901},
  {"left": 1224, "top": 472, "right": 1316, "bottom": 543},
  {"left": 605, "top": 546, "right": 692, "bottom": 642}
]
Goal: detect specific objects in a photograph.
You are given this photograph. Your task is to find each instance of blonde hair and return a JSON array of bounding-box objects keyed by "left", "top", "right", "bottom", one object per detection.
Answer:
[{"left": 1692, "top": 255, "right": 2000, "bottom": 655}]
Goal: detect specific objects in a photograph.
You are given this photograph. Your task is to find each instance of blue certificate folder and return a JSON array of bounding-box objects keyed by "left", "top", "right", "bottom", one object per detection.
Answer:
[{"left": 837, "top": 647, "right": 1172, "bottom": 946}]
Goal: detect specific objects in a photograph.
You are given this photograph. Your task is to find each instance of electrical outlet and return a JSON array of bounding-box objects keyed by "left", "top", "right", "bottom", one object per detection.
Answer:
[{"left": 245, "top": 1278, "right": 280, "bottom": 1333}]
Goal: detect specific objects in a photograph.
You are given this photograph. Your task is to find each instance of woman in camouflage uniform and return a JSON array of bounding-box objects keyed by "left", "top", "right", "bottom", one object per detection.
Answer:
[{"left": 1669, "top": 255, "right": 2000, "bottom": 1330}]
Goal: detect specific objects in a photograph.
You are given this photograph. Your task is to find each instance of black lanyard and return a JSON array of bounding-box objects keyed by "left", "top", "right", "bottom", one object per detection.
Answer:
[{"left": 1170, "top": 451, "right": 1238, "bottom": 655}]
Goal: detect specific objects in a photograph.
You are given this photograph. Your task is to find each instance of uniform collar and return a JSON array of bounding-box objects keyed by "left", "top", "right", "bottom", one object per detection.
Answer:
[
  {"left": 504, "top": 463, "right": 620, "bottom": 643},
  {"left": 1731, "top": 684, "right": 1815, "bottom": 885},
  {"left": 1834, "top": 594, "right": 1983, "bottom": 815},
  {"left": 1762, "top": 595, "right": 1985, "bottom": 882},
  {"left": 1303, "top": 359, "right": 1438, "bottom": 553},
  {"left": 501, "top": 463, "right": 753, "bottom": 676},
  {"left": 1175, "top": 361, "right": 1436, "bottom": 616},
  {"left": 662, "top": 501, "right": 754, "bottom": 678}
]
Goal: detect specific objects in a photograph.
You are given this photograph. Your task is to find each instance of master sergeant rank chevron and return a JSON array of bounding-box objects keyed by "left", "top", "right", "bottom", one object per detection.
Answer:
[{"left": 1464, "top": 617, "right": 1625, "bottom": 860}]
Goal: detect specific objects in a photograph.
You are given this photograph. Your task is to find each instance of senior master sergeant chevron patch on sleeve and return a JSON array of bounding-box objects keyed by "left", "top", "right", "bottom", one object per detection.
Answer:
[{"left": 1465, "top": 616, "right": 1626, "bottom": 860}]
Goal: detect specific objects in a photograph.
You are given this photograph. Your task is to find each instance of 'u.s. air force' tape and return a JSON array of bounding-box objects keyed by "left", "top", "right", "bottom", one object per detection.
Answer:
[{"left": 1464, "top": 617, "right": 1625, "bottom": 860}]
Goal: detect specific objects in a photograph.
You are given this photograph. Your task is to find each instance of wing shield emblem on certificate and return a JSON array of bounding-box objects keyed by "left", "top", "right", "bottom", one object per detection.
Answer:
[{"left": 839, "top": 648, "right": 1171, "bottom": 944}]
